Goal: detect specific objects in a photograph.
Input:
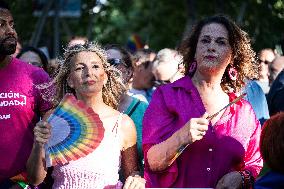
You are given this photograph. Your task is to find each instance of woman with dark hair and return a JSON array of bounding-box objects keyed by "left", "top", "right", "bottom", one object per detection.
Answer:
[
  {"left": 142, "top": 15, "right": 262, "bottom": 188},
  {"left": 104, "top": 44, "right": 134, "bottom": 84},
  {"left": 17, "top": 46, "right": 49, "bottom": 72},
  {"left": 105, "top": 44, "right": 148, "bottom": 177},
  {"left": 254, "top": 112, "right": 284, "bottom": 189}
]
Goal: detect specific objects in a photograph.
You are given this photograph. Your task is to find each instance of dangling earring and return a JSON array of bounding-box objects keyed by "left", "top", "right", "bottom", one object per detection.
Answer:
[
  {"left": 103, "top": 83, "right": 107, "bottom": 89},
  {"left": 228, "top": 66, "right": 238, "bottom": 81},
  {"left": 188, "top": 61, "right": 197, "bottom": 77},
  {"left": 64, "top": 82, "right": 69, "bottom": 93}
]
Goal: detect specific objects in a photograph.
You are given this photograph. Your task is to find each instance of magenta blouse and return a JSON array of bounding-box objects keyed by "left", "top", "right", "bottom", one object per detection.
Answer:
[{"left": 142, "top": 76, "right": 263, "bottom": 188}]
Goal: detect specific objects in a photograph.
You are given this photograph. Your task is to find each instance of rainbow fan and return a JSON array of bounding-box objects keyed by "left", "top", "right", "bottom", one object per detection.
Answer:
[{"left": 45, "top": 93, "right": 104, "bottom": 167}]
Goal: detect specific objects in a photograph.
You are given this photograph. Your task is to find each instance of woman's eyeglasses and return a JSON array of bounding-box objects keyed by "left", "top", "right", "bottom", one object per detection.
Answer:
[
  {"left": 258, "top": 59, "right": 272, "bottom": 65},
  {"left": 153, "top": 69, "right": 179, "bottom": 87},
  {"left": 29, "top": 61, "right": 43, "bottom": 68},
  {"left": 154, "top": 80, "right": 171, "bottom": 87},
  {"left": 107, "top": 58, "right": 127, "bottom": 67}
]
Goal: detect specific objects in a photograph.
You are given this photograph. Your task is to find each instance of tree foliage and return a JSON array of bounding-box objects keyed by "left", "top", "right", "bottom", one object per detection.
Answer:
[{"left": 9, "top": 0, "right": 284, "bottom": 57}]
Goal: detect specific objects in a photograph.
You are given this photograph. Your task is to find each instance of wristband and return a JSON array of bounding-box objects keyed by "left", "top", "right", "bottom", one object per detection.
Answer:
[
  {"left": 239, "top": 170, "right": 254, "bottom": 189},
  {"left": 17, "top": 180, "right": 29, "bottom": 189},
  {"left": 169, "top": 143, "right": 190, "bottom": 166}
]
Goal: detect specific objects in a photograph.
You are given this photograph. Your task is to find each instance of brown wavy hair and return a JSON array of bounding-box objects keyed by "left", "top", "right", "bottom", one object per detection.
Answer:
[
  {"left": 53, "top": 42, "right": 126, "bottom": 109},
  {"left": 260, "top": 112, "right": 284, "bottom": 173},
  {"left": 178, "top": 15, "right": 258, "bottom": 93}
]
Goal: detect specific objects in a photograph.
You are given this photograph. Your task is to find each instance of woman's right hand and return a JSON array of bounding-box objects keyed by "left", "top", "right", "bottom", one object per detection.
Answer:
[
  {"left": 181, "top": 112, "right": 209, "bottom": 144},
  {"left": 33, "top": 121, "right": 51, "bottom": 147},
  {"left": 123, "top": 175, "right": 146, "bottom": 189}
]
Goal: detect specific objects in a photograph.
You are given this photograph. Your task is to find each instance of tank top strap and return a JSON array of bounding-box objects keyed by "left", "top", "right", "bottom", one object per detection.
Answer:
[{"left": 111, "top": 112, "right": 124, "bottom": 136}]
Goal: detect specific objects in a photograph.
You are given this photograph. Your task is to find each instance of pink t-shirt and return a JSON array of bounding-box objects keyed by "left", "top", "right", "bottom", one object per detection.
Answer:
[{"left": 0, "top": 58, "right": 53, "bottom": 181}]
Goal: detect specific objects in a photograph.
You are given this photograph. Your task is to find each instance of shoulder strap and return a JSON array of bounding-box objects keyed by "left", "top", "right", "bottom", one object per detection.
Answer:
[
  {"left": 127, "top": 99, "right": 141, "bottom": 117},
  {"left": 112, "top": 112, "right": 124, "bottom": 134},
  {"left": 118, "top": 112, "right": 124, "bottom": 124}
]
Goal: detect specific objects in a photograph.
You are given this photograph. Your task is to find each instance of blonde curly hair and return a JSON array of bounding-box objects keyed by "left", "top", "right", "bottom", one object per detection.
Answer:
[
  {"left": 178, "top": 15, "right": 258, "bottom": 93},
  {"left": 52, "top": 42, "right": 126, "bottom": 109}
]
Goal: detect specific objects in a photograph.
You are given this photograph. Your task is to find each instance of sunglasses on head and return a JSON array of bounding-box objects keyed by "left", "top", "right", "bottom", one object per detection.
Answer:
[{"left": 107, "top": 58, "right": 127, "bottom": 67}]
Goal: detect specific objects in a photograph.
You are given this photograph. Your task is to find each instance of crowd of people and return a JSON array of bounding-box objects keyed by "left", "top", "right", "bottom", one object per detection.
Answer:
[{"left": 1, "top": 1, "right": 284, "bottom": 189}]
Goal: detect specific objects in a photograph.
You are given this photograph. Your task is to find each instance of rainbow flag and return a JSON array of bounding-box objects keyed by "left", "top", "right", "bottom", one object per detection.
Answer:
[{"left": 127, "top": 34, "right": 144, "bottom": 53}]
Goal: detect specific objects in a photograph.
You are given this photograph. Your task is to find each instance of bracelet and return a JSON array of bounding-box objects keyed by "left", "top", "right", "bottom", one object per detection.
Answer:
[
  {"left": 239, "top": 170, "right": 254, "bottom": 189},
  {"left": 169, "top": 143, "right": 190, "bottom": 166},
  {"left": 10, "top": 171, "right": 30, "bottom": 189},
  {"left": 130, "top": 171, "right": 141, "bottom": 177},
  {"left": 17, "top": 180, "right": 29, "bottom": 189}
]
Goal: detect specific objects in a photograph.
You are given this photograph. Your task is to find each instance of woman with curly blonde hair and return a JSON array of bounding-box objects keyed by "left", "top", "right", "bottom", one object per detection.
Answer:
[
  {"left": 143, "top": 15, "right": 262, "bottom": 188},
  {"left": 53, "top": 43, "right": 126, "bottom": 109},
  {"left": 26, "top": 42, "right": 145, "bottom": 189}
]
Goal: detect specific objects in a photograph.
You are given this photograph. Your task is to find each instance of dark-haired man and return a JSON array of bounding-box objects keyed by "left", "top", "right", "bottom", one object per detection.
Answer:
[
  {"left": 256, "top": 48, "right": 276, "bottom": 94},
  {"left": 0, "top": 1, "right": 53, "bottom": 188},
  {"left": 267, "top": 70, "right": 284, "bottom": 116},
  {"left": 129, "top": 49, "right": 156, "bottom": 104}
]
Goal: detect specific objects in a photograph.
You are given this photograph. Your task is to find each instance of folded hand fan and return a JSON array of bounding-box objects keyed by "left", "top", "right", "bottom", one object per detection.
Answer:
[{"left": 45, "top": 93, "right": 104, "bottom": 167}]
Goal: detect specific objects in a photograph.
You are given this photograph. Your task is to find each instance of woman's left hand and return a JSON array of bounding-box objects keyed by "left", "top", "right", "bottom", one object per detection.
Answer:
[
  {"left": 123, "top": 175, "right": 146, "bottom": 189},
  {"left": 215, "top": 171, "right": 242, "bottom": 189}
]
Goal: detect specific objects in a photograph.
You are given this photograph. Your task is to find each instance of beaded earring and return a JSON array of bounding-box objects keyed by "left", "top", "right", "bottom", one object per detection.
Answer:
[
  {"left": 188, "top": 61, "right": 197, "bottom": 77},
  {"left": 228, "top": 66, "right": 238, "bottom": 81}
]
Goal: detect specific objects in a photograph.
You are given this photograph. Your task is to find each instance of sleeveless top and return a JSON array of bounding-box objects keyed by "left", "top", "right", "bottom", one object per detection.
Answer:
[{"left": 52, "top": 113, "right": 124, "bottom": 189}]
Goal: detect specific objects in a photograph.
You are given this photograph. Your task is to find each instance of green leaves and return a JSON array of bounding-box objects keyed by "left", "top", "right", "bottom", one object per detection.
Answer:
[{"left": 10, "top": 0, "right": 284, "bottom": 56}]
